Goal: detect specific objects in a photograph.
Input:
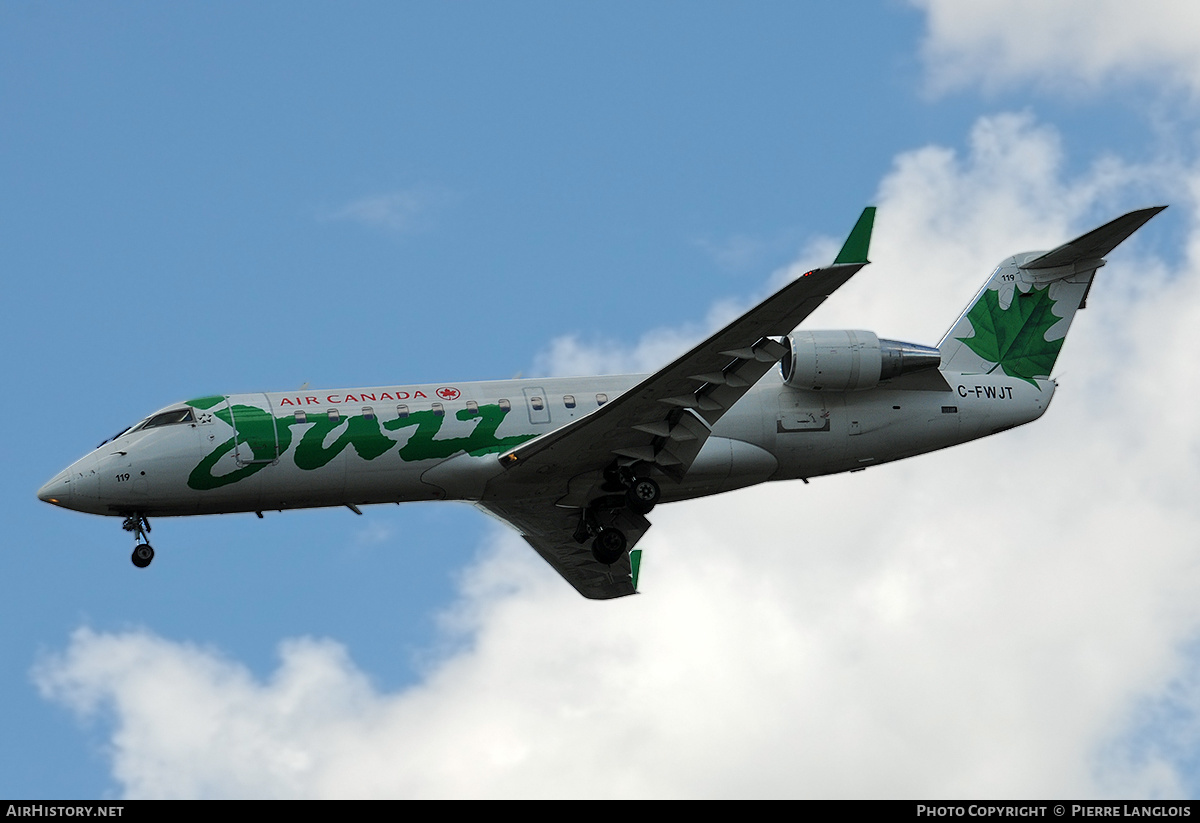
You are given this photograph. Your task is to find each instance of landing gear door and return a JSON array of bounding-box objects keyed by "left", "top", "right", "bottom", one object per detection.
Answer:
[{"left": 226, "top": 394, "right": 281, "bottom": 466}]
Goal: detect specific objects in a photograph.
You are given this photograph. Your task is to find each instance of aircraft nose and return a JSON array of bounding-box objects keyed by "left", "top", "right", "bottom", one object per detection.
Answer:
[{"left": 37, "top": 472, "right": 71, "bottom": 506}]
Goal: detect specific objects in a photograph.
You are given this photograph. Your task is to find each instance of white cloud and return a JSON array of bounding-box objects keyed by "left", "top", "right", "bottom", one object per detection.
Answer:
[
  {"left": 695, "top": 232, "right": 772, "bottom": 272},
  {"left": 35, "top": 115, "right": 1200, "bottom": 798},
  {"left": 535, "top": 308, "right": 740, "bottom": 379},
  {"left": 325, "top": 187, "right": 454, "bottom": 234},
  {"left": 915, "top": 0, "right": 1200, "bottom": 96}
]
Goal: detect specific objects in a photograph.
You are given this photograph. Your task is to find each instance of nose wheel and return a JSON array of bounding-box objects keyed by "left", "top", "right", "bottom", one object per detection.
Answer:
[
  {"left": 132, "top": 543, "right": 155, "bottom": 568},
  {"left": 122, "top": 514, "right": 154, "bottom": 569}
]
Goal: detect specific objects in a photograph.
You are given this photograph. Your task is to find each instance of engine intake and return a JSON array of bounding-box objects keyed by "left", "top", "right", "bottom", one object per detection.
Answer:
[{"left": 781, "top": 330, "right": 941, "bottom": 391}]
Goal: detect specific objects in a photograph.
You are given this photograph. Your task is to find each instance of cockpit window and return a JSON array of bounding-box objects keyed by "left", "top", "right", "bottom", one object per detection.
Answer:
[
  {"left": 141, "top": 408, "right": 196, "bottom": 429},
  {"left": 97, "top": 426, "right": 132, "bottom": 448},
  {"left": 103, "top": 407, "right": 196, "bottom": 446}
]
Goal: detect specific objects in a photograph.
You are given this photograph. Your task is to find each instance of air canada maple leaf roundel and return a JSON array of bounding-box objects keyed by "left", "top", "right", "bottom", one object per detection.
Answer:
[{"left": 436, "top": 386, "right": 461, "bottom": 401}]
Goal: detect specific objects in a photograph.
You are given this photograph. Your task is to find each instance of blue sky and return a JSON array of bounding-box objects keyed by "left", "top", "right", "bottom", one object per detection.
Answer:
[{"left": 6, "top": 1, "right": 1200, "bottom": 798}]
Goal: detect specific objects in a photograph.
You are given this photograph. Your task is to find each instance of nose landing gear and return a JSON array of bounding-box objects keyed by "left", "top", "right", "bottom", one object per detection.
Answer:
[
  {"left": 132, "top": 543, "right": 155, "bottom": 568},
  {"left": 122, "top": 514, "right": 154, "bottom": 569}
]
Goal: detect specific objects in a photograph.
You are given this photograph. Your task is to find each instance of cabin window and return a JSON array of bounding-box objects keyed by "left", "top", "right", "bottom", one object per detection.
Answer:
[
  {"left": 432, "top": 402, "right": 445, "bottom": 417},
  {"left": 596, "top": 393, "right": 608, "bottom": 406},
  {"left": 362, "top": 406, "right": 376, "bottom": 421},
  {"left": 530, "top": 396, "right": 545, "bottom": 411},
  {"left": 498, "top": 399, "right": 511, "bottom": 412},
  {"left": 327, "top": 409, "right": 340, "bottom": 423},
  {"left": 396, "top": 404, "right": 409, "bottom": 418},
  {"left": 466, "top": 401, "right": 479, "bottom": 414},
  {"left": 142, "top": 408, "right": 195, "bottom": 429},
  {"left": 563, "top": 395, "right": 576, "bottom": 408},
  {"left": 293, "top": 411, "right": 307, "bottom": 424}
]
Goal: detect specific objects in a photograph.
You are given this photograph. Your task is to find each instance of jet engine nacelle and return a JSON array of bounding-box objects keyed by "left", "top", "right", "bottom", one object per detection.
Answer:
[{"left": 781, "top": 330, "right": 941, "bottom": 391}]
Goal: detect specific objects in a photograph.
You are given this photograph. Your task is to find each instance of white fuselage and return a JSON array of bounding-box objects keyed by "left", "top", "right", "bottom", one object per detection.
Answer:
[{"left": 38, "top": 368, "right": 1053, "bottom": 519}]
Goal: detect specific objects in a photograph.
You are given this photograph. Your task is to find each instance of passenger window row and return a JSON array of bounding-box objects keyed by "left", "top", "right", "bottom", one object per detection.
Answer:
[
  {"left": 288, "top": 394, "right": 610, "bottom": 424},
  {"left": 116, "top": 392, "right": 613, "bottom": 436}
]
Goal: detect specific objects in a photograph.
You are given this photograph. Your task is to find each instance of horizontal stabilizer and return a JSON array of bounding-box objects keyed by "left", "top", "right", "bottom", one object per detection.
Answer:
[{"left": 1021, "top": 206, "right": 1166, "bottom": 270}]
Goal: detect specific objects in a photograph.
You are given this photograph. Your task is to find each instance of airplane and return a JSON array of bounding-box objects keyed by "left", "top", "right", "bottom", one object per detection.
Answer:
[{"left": 37, "top": 205, "right": 1165, "bottom": 599}]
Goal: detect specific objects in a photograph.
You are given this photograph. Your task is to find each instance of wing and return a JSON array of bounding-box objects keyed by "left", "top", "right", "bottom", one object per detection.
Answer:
[
  {"left": 479, "top": 207, "right": 876, "bottom": 598},
  {"left": 477, "top": 498, "right": 644, "bottom": 599}
]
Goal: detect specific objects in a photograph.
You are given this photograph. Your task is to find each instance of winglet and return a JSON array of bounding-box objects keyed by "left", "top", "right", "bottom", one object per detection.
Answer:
[
  {"left": 630, "top": 549, "right": 642, "bottom": 591},
  {"left": 832, "top": 206, "right": 876, "bottom": 265}
]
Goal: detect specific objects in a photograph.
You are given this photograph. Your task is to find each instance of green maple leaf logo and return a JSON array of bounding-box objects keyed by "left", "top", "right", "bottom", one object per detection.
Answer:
[{"left": 956, "top": 286, "right": 1064, "bottom": 386}]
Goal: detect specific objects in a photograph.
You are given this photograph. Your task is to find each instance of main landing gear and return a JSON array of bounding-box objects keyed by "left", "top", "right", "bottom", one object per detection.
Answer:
[
  {"left": 591, "top": 527, "right": 628, "bottom": 565},
  {"left": 122, "top": 514, "right": 154, "bottom": 568},
  {"left": 626, "top": 477, "right": 661, "bottom": 515},
  {"left": 575, "top": 472, "right": 661, "bottom": 566}
]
